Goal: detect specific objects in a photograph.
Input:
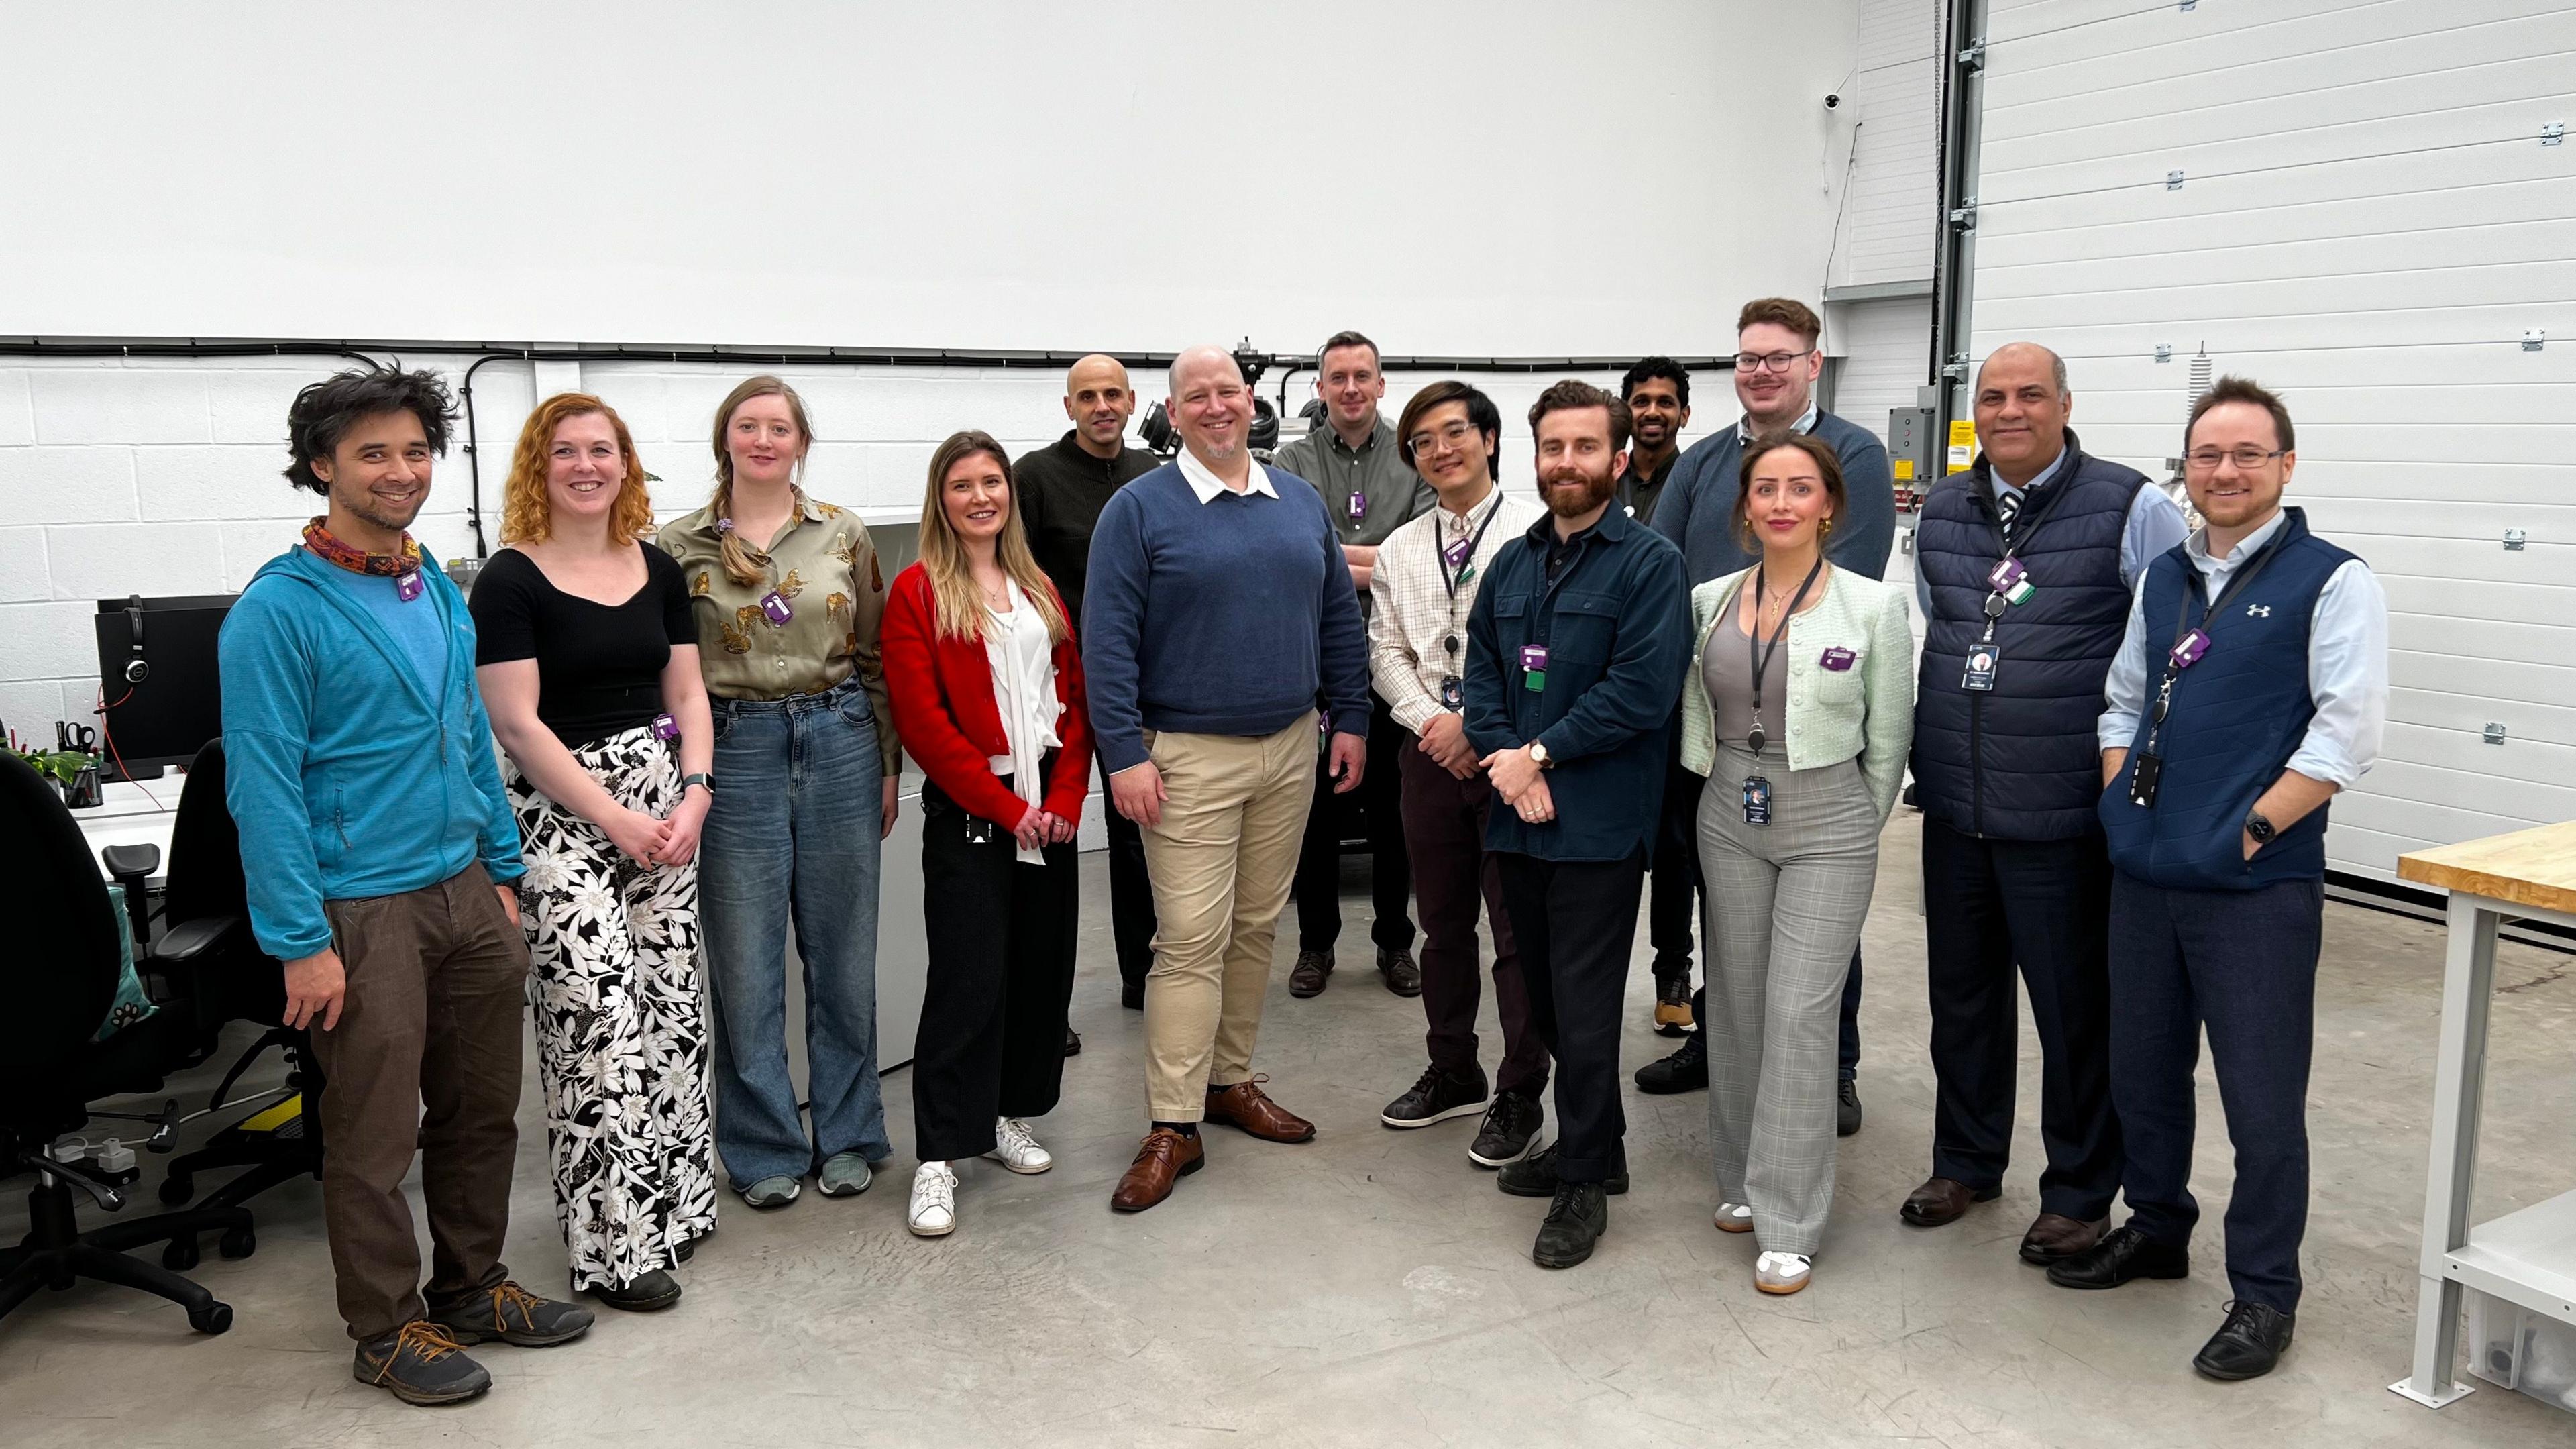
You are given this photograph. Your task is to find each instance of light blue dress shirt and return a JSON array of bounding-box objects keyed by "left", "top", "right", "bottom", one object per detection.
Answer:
[
  {"left": 2096, "top": 507, "right": 2390, "bottom": 787},
  {"left": 1913, "top": 445, "right": 2190, "bottom": 617}
]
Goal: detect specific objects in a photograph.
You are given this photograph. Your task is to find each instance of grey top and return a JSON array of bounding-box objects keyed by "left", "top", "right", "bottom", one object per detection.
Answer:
[
  {"left": 1701, "top": 606, "right": 1761, "bottom": 747},
  {"left": 1269, "top": 415, "right": 1436, "bottom": 549}
]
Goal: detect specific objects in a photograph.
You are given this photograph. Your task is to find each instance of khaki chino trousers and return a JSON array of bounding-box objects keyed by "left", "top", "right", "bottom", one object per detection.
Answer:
[{"left": 1137, "top": 713, "right": 1318, "bottom": 1121}]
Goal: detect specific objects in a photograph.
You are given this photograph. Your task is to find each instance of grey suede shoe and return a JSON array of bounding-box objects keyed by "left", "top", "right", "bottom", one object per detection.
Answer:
[
  {"left": 739, "top": 1175, "right": 802, "bottom": 1210},
  {"left": 816, "top": 1152, "right": 875, "bottom": 1197}
]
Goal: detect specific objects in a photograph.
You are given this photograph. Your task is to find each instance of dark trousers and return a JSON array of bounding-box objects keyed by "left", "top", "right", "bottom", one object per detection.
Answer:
[
  {"left": 913, "top": 779, "right": 1079, "bottom": 1161},
  {"left": 1648, "top": 748, "right": 1703, "bottom": 989},
  {"left": 2109, "top": 872, "right": 2321, "bottom": 1311},
  {"left": 1496, "top": 849, "right": 1644, "bottom": 1184},
  {"left": 1295, "top": 692, "right": 1415, "bottom": 953},
  {"left": 1920, "top": 816, "right": 2122, "bottom": 1217},
  {"left": 1104, "top": 808, "right": 1157, "bottom": 996},
  {"left": 1399, "top": 747, "right": 1547, "bottom": 1097},
  {"left": 311, "top": 861, "right": 527, "bottom": 1341}
]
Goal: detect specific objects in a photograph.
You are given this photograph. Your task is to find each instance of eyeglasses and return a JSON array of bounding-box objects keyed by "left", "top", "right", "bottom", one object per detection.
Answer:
[
  {"left": 1407, "top": 420, "right": 1480, "bottom": 456},
  {"left": 2184, "top": 447, "right": 2286, "bottom": 471},
  {"left": 1732, "top": 350, "right": 1814, "bottom": 374}
]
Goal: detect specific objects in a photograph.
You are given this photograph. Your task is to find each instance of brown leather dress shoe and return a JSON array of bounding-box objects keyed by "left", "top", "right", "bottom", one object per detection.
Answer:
[
  {"left": 1110, "top": 1128, "right": 1204, "bottom": 1212},
  {"left": 1203, "top": 1078, "right": 1317, "bottom": 1143},
  {"left": 2019, "top": 1212, "right": 2110, "bottom": 1264},
  {"left": 1900, "top": 1175, "right": 2000, "bottom": 1227}
]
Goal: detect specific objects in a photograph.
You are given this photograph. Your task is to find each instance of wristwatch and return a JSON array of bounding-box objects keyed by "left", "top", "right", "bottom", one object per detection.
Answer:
[
  {"left": 2244, "top": 809, "right": 2275, "bottom": 845},
  {"left": 682, "top": 773, "right": 716, "bottom": 797},
  {"left": 1526, "top": 741, "right": 1552, "bottom": 770}
]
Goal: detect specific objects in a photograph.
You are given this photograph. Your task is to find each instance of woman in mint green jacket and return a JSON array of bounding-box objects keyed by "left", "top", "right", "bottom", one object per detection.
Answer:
[{"left": 1681, "top": 433, "right": 1914, "bottom": 1299}]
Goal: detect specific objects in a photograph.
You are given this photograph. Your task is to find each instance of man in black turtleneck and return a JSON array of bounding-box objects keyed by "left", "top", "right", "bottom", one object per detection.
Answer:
[{"left": 1018, "top": 354, "right": 1162, "bottom": 1017}]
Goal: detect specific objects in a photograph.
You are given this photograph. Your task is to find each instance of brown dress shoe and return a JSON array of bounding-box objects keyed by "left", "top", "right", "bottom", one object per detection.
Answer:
[
  {"left": 1203, "top": 1078, "right": 1317, "bottom": 1143},
  {"left": 1110, "top": 1128, "right": 1204, "bottom": 1212},
  {"left": 1900, "top": 1175, "right": 2000, "bottom": 1227},
  {"left": 2019, "top": 1212, "right": 2110, "bottom": 1264}
]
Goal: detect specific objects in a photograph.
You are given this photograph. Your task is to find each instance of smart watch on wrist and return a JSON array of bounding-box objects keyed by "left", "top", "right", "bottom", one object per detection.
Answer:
[
  {"left": 2244, "top": 809, "right": 2275, "bottom": 845},
  {"left": 682, "top": 773, "right": 716, "bottom": 797}
]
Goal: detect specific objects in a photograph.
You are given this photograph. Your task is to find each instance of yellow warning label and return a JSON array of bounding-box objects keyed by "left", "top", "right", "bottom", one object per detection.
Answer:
[
  {"left": 1892, "top": 459, "right": 1915, "bottom": 480},
  {"left": 1947, "top": 420, "right": 1977, "bottom": 447}
]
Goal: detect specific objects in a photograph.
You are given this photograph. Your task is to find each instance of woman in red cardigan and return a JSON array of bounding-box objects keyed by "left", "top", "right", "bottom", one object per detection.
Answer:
[{"left": 882, "top": 429, "right": 1094, "bottom": 1237}]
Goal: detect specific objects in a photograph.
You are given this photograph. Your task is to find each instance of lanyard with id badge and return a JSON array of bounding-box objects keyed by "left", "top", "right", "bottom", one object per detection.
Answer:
[
  {"left": 2125, "top": 540, "right": 2287, "bottom": 808},
  {"left": 1959, "top": 480, "right": 2064, "bottom": 692},
  {"left": 716, "top": 515, "right": 799, "bottom": 628},
  {"left": 1433, "top": 494, "right": 1505, "bottom": 710},
  {"left": 1739, "top": 557, "right": 1825, "bottom": 826}
]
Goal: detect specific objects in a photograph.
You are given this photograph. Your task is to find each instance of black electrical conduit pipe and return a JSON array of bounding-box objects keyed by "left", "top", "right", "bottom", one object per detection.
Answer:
[{"left": 0, "top": 338, "right": 1735, "bottom": 557}]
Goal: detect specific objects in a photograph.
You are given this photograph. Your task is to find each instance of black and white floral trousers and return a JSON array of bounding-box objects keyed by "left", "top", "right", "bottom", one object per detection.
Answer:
[{"left": 506, "top": 724, "right": 717, "bottom": 1290}]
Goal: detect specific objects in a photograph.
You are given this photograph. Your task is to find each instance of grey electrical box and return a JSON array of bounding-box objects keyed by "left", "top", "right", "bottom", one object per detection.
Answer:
[{"left": 1888, "top": 407, "right": 1937, "bottom": 500}]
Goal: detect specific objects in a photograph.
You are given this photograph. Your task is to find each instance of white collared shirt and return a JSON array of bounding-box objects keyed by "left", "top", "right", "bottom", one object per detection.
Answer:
[
  {"left": 1366, "top": 486, "right": 1545, "bottom": 736},
  {"left": 1736, "top": 400, "right": 1822, "bottom": 445},
  {"left": 981, "top": 579, "right": 1065, "bottom": 864},
  {"left": 1177, "top": 446, "right": 1279, "bottom": 504}
]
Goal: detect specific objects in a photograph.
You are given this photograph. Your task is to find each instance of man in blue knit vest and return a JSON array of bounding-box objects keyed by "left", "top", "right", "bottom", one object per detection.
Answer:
[
  {"left": 1637, "top": 299, "right": 1894, "bottom": 1133},
  {"left": 1085, "top": 345, "right": 1372, "bottom": 1214},
  {"left": 2049, "top": 377, "right": 2386, "bottom": 1383},
  {"left": 1903, "top": 343, "right": 2186, "bottom": 1270}
]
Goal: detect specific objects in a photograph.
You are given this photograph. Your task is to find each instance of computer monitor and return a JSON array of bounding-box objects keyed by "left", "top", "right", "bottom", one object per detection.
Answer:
[{"left": 93, "top": 594, "right": 233, "bottom": 782}]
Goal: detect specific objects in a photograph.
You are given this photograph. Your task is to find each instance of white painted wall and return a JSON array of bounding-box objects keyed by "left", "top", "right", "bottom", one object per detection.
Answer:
[
  {"left": 1831, "top": 0, "right": 1945, "bottom": 290},
  {"left": 1970, "top": 0, "right": 2576, "bottom": 881},
  {"left": 1, "top": 1, "right": 1861, "bottom": 356}
]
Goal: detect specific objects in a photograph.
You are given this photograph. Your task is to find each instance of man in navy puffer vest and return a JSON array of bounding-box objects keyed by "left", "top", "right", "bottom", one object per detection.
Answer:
[
  {"left": 2046, "top": 377, "right": 2387, "bottom": 1386},
  {"left": 1904, "top": 345, "right": 2186, "bottom": 1268}
]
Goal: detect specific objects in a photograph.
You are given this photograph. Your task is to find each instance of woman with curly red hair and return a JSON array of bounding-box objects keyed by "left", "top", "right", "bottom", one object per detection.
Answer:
[{"left": 468, "top": 392, "right": 716, "bottom": 1313}]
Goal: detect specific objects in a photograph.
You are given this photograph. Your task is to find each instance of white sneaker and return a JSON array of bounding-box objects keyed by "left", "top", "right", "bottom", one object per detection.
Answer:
[
  {"left": 1714, "top": 1202, "right": 1754, "bottom": 1233},
  {"left": 1754, "top": 1250, "right": 1813, "bottom": 1295},
  {"left": 908, "top": 1162, "right": 957, "bottom": 1237},
  {"left": 985, "top": 1116, "right": 1053, "bottom": 1175}
]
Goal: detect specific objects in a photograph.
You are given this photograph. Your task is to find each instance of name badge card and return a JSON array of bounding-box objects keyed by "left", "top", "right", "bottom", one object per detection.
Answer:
[
  {"left": 396, "top": 571, "right": 425, "bottom": 603},
  {"left": 1742, "top": 775, "right": 1773, "bottom": 826},
  {"left": 1519, "top": 644, "right": 1549, "bottom": 692},
  {"left": 760, "top": 590, "right": 793, "bottom": 625},
  {"left": 1962, "top": 641, "right": 2000, "bottom": 691},
  {"left": 1440, "top": 676, "right": 1464, "bottom": 710},
  {"left": 651, "top": 712, "right": 680, "bottom": 741},
  {"left": 1819, "top": 647, "right": 1856, "bottom": 672},
  {"left": 2169, "top": 629, "right": 2211, "bottom": 670},
  {"left": 1348, "top": 491, "right": 1368, "bottom": 521},
  {"left": 1987, "top": 557, "right": 2035, "bottom": 606}
]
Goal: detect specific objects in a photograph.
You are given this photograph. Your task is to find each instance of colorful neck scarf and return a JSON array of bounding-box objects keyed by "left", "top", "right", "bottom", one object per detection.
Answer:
[{"left": 303, "top": 518, "right": 423, "bottom": 578}]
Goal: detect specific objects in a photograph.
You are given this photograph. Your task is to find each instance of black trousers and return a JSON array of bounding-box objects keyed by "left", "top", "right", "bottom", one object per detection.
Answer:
[
  {"left": 1647, "top": 747, "right": 1703, "bottom": 989},
  {"left": 2110, "top": 873, "right": 2321, "bottom": 1311},
  {"left": 1496, "top": 849, "right": 1645, "bottom": 1185},
  {"left": 1294, "top": 691, "right": 1415, "bottom": 954},
  {"left": 1921, "top": 816, "right": 2121, "bottom": 1219},
  {"left": 1400, "top": 747, "right": 1546, "bottom": 1097},
  {"left": 912, "top": 778, "right": 1079, "bottom": 1163},
  {"left": 1104, "top": 808, "right": 1157, "bottom": 996}
]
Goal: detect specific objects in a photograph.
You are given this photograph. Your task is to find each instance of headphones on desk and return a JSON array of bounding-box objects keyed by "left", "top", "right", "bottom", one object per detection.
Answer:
[{"left": 123, "top": 594, "right": 148, "bottom": 684}]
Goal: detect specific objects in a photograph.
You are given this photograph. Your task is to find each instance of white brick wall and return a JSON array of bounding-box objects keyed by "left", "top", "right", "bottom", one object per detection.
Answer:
[{"left": 0, "top": 352, "right": 1638, "bottom": 746}]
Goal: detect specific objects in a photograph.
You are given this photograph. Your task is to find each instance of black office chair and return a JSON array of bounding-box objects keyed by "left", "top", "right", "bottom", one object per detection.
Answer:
[
  {"left": 0, "top": 753, "right": 245, "bottom": 1334},
  {"left": 127, "top": 738, "right": 326, "bottom": 1273}
]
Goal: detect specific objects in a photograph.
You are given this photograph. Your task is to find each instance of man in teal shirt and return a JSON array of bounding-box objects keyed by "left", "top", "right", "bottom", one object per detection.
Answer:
[{"left": 221, "top": 367, "right": 590, "bottom": 1405}]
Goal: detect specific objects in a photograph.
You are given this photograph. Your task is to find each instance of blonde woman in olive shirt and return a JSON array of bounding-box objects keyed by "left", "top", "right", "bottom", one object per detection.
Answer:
[{"left": 659, "top": 375, "right": 902, "bottom": 1211}]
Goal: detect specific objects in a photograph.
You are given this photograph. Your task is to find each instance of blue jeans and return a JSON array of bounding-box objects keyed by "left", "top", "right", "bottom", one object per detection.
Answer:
[{"left": 700, "top": 679, "right": 890, "bottom": 1188}]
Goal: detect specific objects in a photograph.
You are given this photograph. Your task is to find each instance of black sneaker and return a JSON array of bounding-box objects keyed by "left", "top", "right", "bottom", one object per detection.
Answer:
[
  {"left": 1064, "top": 1026, "right": 1083, "bottom": 1057},
  {"left": 1633, "top": 1031, "right": 1708, "bottom": 1094},
  {"left": 1652, "top": 974, "right": 1694, "bottom": 1036},
  {"left": 2045, "top": 1225, "right": 2190, "bottom": 1291},
  {"left": 1497, "top": 1142, "right": 1629, "bottom": 1198},
  {"left": 353, "top": 1321, "right": 492, "bottom": 1406},
  {"left": 1289, "top": 949, "right": 1334, "bottom": 998},
  {"left": 1468, "top": 1089, "right": 1544, "bottom": 1167},
  {"left": 1837, "top": 1079, "right": 1863, "bottom": 1137},
  {"left": 1377, "top": 947, "right": 1422, "bottom": 997},
  {"left": 1381, "top": 1064, "right": 1489, "bottom": 1128},
  {"left": 2193, "top": 1301, "right": 2295, "bottom": 1381},
  {"left": 427, "top": 1279, "right": 596, "bottom": 1348},
  {"left": 588, "top": 1268, "right": 682, "bottom": 1313},
  {"left": 1532, "top": 1181, "right": 1609, "bottom": 1269}
]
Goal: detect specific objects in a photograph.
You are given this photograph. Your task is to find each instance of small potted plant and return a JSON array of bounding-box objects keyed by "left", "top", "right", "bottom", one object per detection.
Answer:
[{"left": 13, "top": 745, "right": 101, "bottom": 808}]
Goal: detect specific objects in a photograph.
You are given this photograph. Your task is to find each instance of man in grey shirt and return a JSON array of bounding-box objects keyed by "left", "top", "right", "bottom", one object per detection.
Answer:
[{"left": 1271, "top": 330, "right": 1432, "bottom": 1000}]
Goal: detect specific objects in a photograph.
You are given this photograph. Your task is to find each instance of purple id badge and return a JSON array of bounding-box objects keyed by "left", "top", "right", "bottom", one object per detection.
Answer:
[
  {"left": 1443, "top": 536, "right": 1472, "bottom": 570},
  {"left": 1348, "top": 490, "right": 1367, "bottom": 521},
  {"left": 395, "top": 570, "right": 424, "bottom": 603},
  {"left": 2169, "top": 629, "right": 2212, "bottom": 670},
  {"left": 1988, "top": 557, "right": 2025, "bottom": 593},
  {"left": 1819, "top": 646, "right": 1856, "bottom": 672},
  {"left": 759, "top": 590, "right": 792, "bottom": 625},
  {"left": 1519, "top": 643, "right": 1549, "bottom": 692},
  {"left": 651, "top": 712, "right": 679, "bottom": 741}
]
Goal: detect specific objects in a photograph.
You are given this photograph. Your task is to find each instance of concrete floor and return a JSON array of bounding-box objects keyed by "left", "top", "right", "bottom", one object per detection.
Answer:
[{"left": 5, "top": 814, "right": 2572, "bottom": 1448}]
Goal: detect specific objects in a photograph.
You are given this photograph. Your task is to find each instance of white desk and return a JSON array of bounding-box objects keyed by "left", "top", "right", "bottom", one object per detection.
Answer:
[
  {"left": 69, "top": 776, "right": 182, "bottom": 882},
  {"left": 2390, "top": 820, "right": 2576, "bottom": 1408}
]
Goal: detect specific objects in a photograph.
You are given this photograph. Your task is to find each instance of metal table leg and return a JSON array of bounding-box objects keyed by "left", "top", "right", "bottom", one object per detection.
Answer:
[{"left": 2390, "top": 894, "right": 2498, "bottom": 1408}]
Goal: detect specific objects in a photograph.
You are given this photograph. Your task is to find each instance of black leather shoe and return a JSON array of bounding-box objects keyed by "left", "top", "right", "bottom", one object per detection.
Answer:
[
  {"left": 1289, "top": 950, "right": 1333, "bottom": 998},
  {"left": 2193, "top": 1301, "right": 2295, "bottom": 1381},
  {"left": 1381, "top": 1064, "right": 1488, "bottom": 1128},
  {"left": 1468, "top": 1089, "right": 1544, "bottom": 1167},
  {"left": 1120, "top": 983, "right": 1146, "bottom": 1010},
  {"left": 1837, "top": 1079, "right": 1863, "bottom": 1137},
  {"left": 1532, "top": 1181, "right": 1609, "bottom": 1269},
  {"left": 1497, "top": 1142, "right": 1629, "bottom": 1197},
  {"left": 1378, "top": 947, "right": 1422, "bottom": 997},
  {"left": 2045, "top": 1224, "right": 2190, "bottom": 1290},
  {"left": 1063, "top": 1026, "right": 1082, "bottom": 1057},
  {"left": 588, "top": 1269, "right": 682, "bottom": 1313},
  {"left": 1632, "top": 1031, "right": 1707, "bottom": 1094}
]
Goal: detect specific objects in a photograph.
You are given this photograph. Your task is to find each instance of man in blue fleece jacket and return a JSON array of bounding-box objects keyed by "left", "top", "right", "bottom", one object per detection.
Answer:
[{"left": 220, "top": 367, "right": 590, "bottom": 1406}]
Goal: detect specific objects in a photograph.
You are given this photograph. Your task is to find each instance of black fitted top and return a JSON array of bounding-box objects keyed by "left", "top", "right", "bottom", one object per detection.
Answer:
[{"left": 468, "top": 544, "right": 695, "bottom": 747}]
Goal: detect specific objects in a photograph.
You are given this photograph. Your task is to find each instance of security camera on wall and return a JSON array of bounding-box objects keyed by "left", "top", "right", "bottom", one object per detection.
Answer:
[{"left": 1825, "top": 93, "right": 1841, "bottom": 109}]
